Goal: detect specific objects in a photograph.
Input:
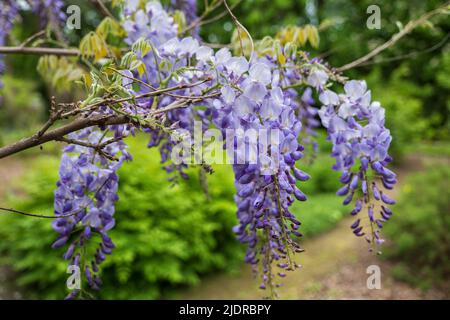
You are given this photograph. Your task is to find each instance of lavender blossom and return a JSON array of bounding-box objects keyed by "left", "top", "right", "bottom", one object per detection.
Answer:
[{"left": 318, "top": 80, "right": 397, "bottom": 250}]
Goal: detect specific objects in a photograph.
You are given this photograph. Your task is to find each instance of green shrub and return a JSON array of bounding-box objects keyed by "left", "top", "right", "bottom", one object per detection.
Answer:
[
  {"left": 299, "top": 154, "right": 341, "bottom": 195},
  {"left": 366, "top": 68, "right": 430, "bottom": 159},
  {"left": 383, "top": 163, "right": 450, "bottom": 291},
  {"left": 291, "top": 194, "right": 346, "bottom": 237},
  {"left": 0, "top": 138, "right": 243, "bottom": 299},
  {"left": 0, "top": 136, "right": 348, "bottom": 299},
  {"left": 0, "top": 75, "right": 45, "bottom": 132}
]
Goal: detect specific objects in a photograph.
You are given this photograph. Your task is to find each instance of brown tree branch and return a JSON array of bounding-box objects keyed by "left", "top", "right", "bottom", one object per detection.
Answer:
[
  {"left": 0, "top": 46, "right": 79, "bottom": 56},
  {"left": 91, "top": 0, "right": 116, "bottom": 20},
  {"left": 337, "top": 2, "right": 450, "bottom": 72},
  {"left": 0, "top": 115, "right": 129, "bottom": 159},
  {"left": 0, "top": 73, "right": 216, "bottom": 160},
  {"left": 55, "top": 136, "right": 123, "bottom": 161}
]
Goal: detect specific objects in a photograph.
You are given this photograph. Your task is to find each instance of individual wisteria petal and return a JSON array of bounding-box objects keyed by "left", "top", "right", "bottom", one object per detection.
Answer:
[
  {"left": 249, "top": 62, "right": 272, "bottom": 85},
  {"left": 351, "top": 219, "right": 361, "bottom": 229},
  {"left": 351, "top": 199, "right": 362, "bottom": 216},
  {"left": 336, "top": 184, "right": 350, "bottom": 196},
  {"left": 368, "top": 206, "right": 374, "bottom": 222},
  {"left": 372, "top": 183, "right": 381, "bottom": 200},
  {"left": 307, "top": 69, "right": 328, "bottom": 89},
  {"left": 349, "top": 175, "right": 359, "bottom": 190},
  {"left": 293, "top": 168, "right": 310, "bottom": 181},
  {"left": 381, "top": 192, "right": 396, "bottom": 205},
  {"left": 342, "top": 192, "right": 353, "bottom": 205},
  {"left": 294, "top": 188, "right": 307, "bottom": 201},
  {"left": 319, "top": 90, "right": 339, "bottom": 106}
]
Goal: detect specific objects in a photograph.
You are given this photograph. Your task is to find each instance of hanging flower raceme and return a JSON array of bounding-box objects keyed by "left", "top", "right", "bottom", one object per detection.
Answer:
[
  {"left": 122, "top": 1, "right": 208, "bottom": 180},
  {"left": 206, "top": 54, "right": 309, "bottom": 296},
  {"left": 53, "top": 123, "right": 132, "bottom": 299},
  {"left": 317, "top": 78, "right": 396, "bottom": 251},
  {"left": 118, "top": 2, "right": 312, "bottom": 294},
  {"left": 29, "top": 0, "right": 397, "bottom": 298}
]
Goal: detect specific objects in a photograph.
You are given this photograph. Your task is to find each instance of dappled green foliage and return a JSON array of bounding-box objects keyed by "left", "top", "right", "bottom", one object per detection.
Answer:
[
  {"left": 0, "top": 138, "right": 243, "bottom": 299},
  {"left": 0, "top": 136, "right": 348, "bottom": 298},
  {"left": 366, "top": 68, "right": 430, "bottom": 158},
  {"left": 384, "top": 163, "right": 450, "bottom": 292},
  {"left": 0, "top": 75, "right": 45, "bottom": 132}
]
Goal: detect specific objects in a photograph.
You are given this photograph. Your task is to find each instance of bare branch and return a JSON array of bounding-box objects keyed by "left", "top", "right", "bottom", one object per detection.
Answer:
[
  {"left": 0, "top": 77, "right": 217, "bottom": 159},
  {"left": 0, "top": 115, "right": 129, "bottom": 159},
  {"left": 0, "top": 206, "right": 82, "bottom": 219},
  {"left": 91, "top": 0, "right": 116, "bottom": 20},
  {"left": 337, "top": 2, "right": 450, "bottom": 72},
  {"left": 0, "top": 46, "right": 79, "bottom": 56},
  {"left": 56, "top": 136, "right": 122, "bottom": 161},
  {"left": 356, "top": 32, "right": 450, "bottom": 68}
]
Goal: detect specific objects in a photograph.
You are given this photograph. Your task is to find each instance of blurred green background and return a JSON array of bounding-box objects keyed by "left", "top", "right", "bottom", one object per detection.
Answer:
[{"left": 0, "top": 0, "right": 449, "bottom": 299}]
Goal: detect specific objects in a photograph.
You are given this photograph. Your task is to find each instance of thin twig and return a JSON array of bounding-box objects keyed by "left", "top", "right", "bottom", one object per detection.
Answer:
[
  {"left": 0, "top": 46, "right": 79, "bottom": 56},
  {"left": 109, "top": 67, "right": 219, "bottom": 100},
  {"left": 0, "top": 115, "right": 128, "bottom": 159},
  {"left": 183, "top": 0, "right": 225, "bottom": 34},
  {"left": 198, "top": 0, "right": 242, "bottom": 28},
  {"left": 91, "top": 0, "right": 115, "bottom": 20},
  {"left": 36, "top": 97, "right": 63, "bottom": 138},
  {"left": 356, "top": 32, "right": 449, "bottom": 68},
  {"left": 19, "top": 30, "right": 46, "bottom": 48},
  {"left": 0, "top": 206, "right": 83, "bottom": 219},
  {"left": 56, "top": 136, "right": 122, "bottom": 161},
  {"left": 223, "top": 0, "right": 254, "bottom": 57},
  {"left": 337, "top": 2, "right": 449, "bottom": 72}
]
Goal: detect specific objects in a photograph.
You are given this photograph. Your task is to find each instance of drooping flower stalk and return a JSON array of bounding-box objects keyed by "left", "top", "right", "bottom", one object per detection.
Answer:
[
  {"left": 317, "top": 77, "right": 397, "bottom": 251},
  {"left": 54, "top": 124, "right": 132, "bottom": 299},
  {"left": 0, "top": 0, "right": 395, "bottom": 298}
]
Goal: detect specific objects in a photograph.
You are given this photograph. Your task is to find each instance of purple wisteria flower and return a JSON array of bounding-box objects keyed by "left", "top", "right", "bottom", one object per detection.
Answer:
[
  {"left": 117, "top": 5, "right": 312, "bottom": 294},
  {"left": 318, "top": 80, "right": 396, "bottom": 250},
  {"left": 38, "top": 0, "right": 397, "bottom": 298},
  {"left": 54, "top": 124, "right": 132, "bottom": 298}
]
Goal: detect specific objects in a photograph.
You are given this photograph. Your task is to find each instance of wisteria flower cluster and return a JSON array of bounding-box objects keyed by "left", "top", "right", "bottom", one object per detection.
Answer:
[
  {"left": 58, "top": 1, "right": 396, "bottom": 298},
  {"left": 0, "top": 0, "right": 398, "bottom": 299},
  {"left": 54, "top": 122, "right": 132, "bottom": 299},
  {"left": 317, "top": 78, "right": 396, "bottom": 249}
]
